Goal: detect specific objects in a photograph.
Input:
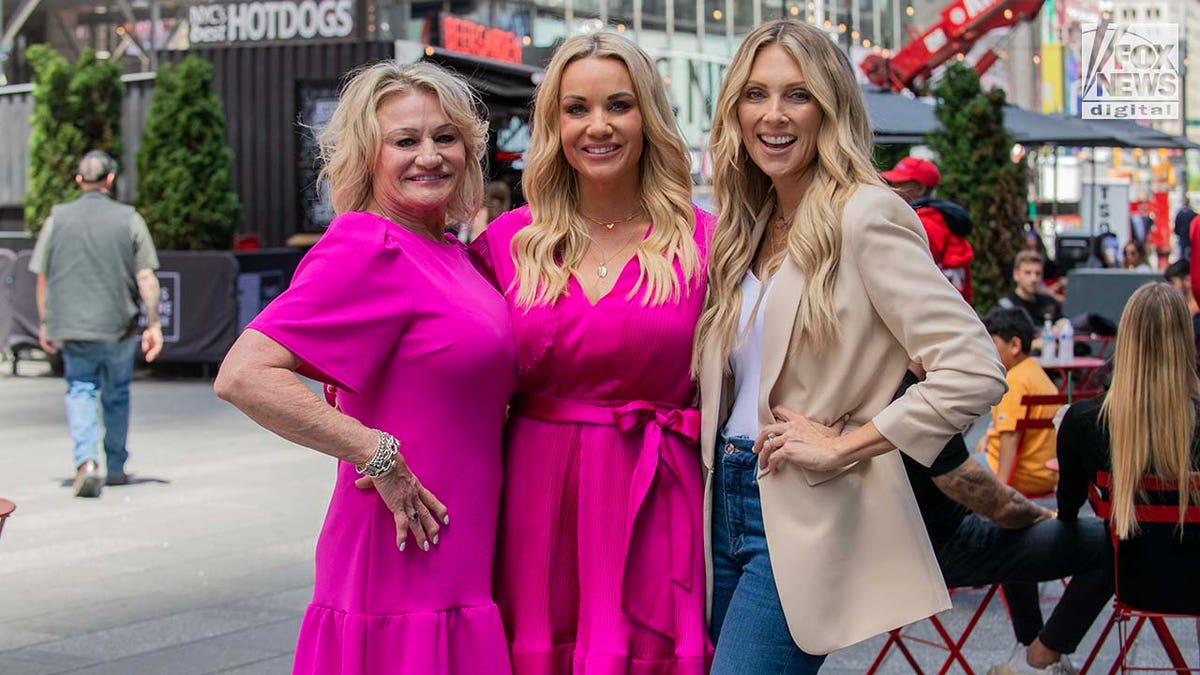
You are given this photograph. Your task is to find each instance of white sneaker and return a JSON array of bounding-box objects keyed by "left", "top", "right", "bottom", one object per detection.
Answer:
[{"left": 988, "top": 645, "right": 1078, "bottom": 675}]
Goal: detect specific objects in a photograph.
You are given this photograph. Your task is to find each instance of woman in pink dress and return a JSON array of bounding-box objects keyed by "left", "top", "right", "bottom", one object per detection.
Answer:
[
  {"left": 470, "top": 32, "right": 713, "bottom": 675},
  {"left": 215, "top": 61, "right": 516, "bottom": 675}
]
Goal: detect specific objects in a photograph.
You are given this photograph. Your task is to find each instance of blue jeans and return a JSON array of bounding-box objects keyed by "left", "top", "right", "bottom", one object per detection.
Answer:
[
  {"left": 61, "top": 339, "right": 137, "bottom": 475},
  {"left": 711, "top": 434, "right": 826, "bottom": 675}
]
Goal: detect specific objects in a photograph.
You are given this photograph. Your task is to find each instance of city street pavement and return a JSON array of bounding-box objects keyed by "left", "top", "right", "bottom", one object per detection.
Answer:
[{"left": 1, "top": 362, "right": 1195, "bottom": 674}]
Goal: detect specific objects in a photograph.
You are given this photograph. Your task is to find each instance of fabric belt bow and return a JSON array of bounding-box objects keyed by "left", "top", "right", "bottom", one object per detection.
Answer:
[{"left": 514, "top": 395, "right": 703, "bottom": 637}]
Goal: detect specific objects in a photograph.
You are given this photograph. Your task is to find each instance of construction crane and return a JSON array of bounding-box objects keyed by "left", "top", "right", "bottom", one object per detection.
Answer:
[{"left": 860, "top": 0, "right": 1046, "bottom": 94}]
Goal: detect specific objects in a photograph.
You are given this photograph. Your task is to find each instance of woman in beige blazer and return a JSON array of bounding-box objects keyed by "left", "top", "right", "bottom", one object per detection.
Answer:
[{"left": 694, "top": 20, "right": 1008, "bottom": 673}]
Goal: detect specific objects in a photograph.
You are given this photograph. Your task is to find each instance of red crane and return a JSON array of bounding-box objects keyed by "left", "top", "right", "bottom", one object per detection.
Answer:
[{"left": 861, "top": 0, "right": 1046, "bottom": 94}]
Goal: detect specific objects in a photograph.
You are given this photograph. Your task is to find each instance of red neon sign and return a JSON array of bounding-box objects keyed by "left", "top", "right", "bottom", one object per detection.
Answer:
[{"left": 440, "top": 15, "right": 522, "bottom": 64}]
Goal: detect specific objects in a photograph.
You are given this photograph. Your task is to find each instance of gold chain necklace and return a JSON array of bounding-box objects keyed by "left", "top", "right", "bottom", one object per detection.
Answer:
[
  {"left": 580, "top": 205, "right": 644, "bottom": 231},
  {"left": 588, "top": 222, "right": 645, "bottom": 279}
]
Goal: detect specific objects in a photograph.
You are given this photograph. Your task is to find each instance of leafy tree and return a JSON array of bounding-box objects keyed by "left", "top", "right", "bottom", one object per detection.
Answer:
[
  {"left": 24, "top": 46, "right": 124, "bottom": 235},
  {"left": 137, "top": 55, "right": 240, "bottom": 250},
  {"left": 926, "top": 64, "right": 1028, "bottom": 314},
  {"left": 873, "top": 143, "right": 913, "bottom": 173}
]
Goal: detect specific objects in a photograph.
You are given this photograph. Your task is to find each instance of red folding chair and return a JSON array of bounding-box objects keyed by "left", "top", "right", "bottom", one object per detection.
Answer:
[
  {"left": 0, "top": 498, "right": 15, "bottom": 541},
  {"left": 866, "top": 585, "right": 1006, "bottom": 675},
  {"left": 1010, "top": 394, "right": 1069, "bottom": 499},
  {"left": 1080, "top": 472, "right": 1200, "bottom": 674}
]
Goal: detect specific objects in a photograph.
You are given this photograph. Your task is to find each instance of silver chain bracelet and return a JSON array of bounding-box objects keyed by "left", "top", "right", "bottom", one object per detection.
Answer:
[{"left": 355, "top": 430, "right": 400, "bottom": 478}]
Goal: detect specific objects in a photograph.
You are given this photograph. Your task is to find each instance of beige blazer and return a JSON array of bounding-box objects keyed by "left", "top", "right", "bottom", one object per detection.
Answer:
[{"left": 699, "top": 184, "right": 1008, "bottom": 655}]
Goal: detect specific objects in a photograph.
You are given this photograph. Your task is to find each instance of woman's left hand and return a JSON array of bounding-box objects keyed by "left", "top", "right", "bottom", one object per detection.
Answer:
[{"left": 754, "top": 406, "right": 850, "bottom": 475}]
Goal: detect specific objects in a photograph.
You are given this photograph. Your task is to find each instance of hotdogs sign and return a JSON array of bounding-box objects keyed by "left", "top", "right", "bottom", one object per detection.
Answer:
[{"left": 189, "top": 0, "right": 355, "bottom": 45}]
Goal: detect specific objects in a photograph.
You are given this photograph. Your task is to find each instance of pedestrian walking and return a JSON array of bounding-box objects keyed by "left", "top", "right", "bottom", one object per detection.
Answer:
[{"left": 29, "top": 150, "right": 163, "bottom": 498}]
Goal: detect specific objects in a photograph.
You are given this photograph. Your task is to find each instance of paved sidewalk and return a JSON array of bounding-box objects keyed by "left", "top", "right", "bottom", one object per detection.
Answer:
[{"left": 0, "top": 364, "right": 1194, "bottom": 674}]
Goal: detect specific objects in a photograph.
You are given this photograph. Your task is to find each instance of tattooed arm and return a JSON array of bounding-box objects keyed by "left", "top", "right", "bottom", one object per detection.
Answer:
[{"left": 933, "top": 457, "right": 1054, "bottom": 529}]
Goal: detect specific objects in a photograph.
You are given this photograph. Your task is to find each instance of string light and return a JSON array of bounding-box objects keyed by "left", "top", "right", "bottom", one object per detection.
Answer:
[{"left": 712, "top": 9, "right": 722, "bottom": 20}]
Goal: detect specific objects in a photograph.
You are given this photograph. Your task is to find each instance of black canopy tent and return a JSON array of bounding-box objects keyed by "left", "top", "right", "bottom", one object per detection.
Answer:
[
  {"left": 864, "top": 86, "right": 1198, "bottom": 149},
  {"left": 1058, "top": 116, "right": 1200, "bottom": 150}
]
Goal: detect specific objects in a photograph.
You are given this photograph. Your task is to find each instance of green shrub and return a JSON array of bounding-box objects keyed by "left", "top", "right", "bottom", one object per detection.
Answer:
[
  {"left": 24, "top": 46, "right": 123, "bottom": 235},
  {"left": 873, "top": 143, "right": 913, "bottom": 173},
  {"left": 927, "top": 64, "right": 1028, "bottom": 314},
  {"left": 137, "top": 55, "right": 240, "bottom": 250}
]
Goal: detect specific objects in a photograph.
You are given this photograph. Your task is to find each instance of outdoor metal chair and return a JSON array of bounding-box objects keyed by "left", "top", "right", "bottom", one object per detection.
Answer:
[
  {"left": 1079, "top": 472, "right": 1200, "bottom": 674},
  {"left": 866, "top": 584, "right": 1007, "bottom": 675}
]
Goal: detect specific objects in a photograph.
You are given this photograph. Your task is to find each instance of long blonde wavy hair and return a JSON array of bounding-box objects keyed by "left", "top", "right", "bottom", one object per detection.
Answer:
[
  {"left": 693, "top": 20, "right": 883, "bottom": 373},
  {"left": 510, "top": 32, "right": 699, "bottom": 308},
  {"left": 1101, "top": 282, "right": 1200, "bottom": 539},
  {"left": 317, "top": 60, "right": 489, "bottom": 226}
]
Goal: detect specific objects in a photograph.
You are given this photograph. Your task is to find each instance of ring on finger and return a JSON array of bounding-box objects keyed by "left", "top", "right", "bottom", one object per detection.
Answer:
[
  {"left": 766, "top": 433, "right": 777, "bottom": 448},
  {"left": 409, "top": 510, "right": 420, "bottom": 522}
]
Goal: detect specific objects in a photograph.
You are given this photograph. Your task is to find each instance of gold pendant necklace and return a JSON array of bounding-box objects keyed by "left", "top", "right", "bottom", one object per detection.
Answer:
[
  {"left": 589, "top": 222, "right": 645, "bottom": 279},
  {"left": 581, "top": 205, "right": 644, "bottom": 231}
]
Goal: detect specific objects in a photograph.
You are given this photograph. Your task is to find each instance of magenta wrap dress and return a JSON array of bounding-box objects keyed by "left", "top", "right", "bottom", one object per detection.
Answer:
[
  {"left": 248, "top": 212, "right": 517, "bottom": 675},
  {"left": 470, "top": 205, "right": 715, "bottom": 675}
]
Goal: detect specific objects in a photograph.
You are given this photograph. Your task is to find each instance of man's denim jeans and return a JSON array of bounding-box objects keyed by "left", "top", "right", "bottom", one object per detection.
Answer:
[
  {"left": 62, "top": 338, "right": 137, "bottom": 475},
  {"left": 936, "top": 512, "right": 1113, "bottom": 653},
  {"left": 710, "top": 434, "right": 826, "bottom": 675}
]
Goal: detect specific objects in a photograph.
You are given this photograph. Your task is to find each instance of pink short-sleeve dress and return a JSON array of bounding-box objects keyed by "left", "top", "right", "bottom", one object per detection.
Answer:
[
  {"left": 249, "top": 211, "right": 517, "bottom": 675},
  {"left": 471, "top": 206, "right": 715, "bottom": 675}
]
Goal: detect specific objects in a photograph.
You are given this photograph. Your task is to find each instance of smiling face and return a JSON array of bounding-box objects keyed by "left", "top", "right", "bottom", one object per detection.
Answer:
[
  {"left": 557, "top": 56, "right": 645, "bottom": 189},
  {"left": 370, "top": 90, "right": 467, "bottom": 223},
  {"left": 736, "top": 43, "right": 824, "bottom": 189}
]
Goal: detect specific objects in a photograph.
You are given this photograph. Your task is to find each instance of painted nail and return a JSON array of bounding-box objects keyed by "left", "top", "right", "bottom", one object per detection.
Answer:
[
  {"left": 432, "top": 534, "right": 439, "bottom": 545},
  {"left": 443, "top": 514, "right": 450, "bottom": 525},
  {"left": 423, "top": 541, "right": 430, "bottom": 552},
  {"left": 398, "top": 541, "right": 406, "bottom": 552}
]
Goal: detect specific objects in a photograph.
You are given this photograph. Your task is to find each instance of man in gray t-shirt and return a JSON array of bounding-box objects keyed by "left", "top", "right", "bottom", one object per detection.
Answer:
[{"left": 29, "top": 150, "right": 163, "bottom": 498}]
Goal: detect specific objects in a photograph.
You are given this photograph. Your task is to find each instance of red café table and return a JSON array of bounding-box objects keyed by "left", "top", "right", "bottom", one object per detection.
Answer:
[{"left": 1043, "top": 356, "right": 1106, "bottom": 403}]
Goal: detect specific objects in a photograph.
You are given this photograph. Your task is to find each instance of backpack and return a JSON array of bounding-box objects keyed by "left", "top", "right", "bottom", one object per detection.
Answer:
[{"left": 911, "top": 198, "right": 975, "bottom": 302}]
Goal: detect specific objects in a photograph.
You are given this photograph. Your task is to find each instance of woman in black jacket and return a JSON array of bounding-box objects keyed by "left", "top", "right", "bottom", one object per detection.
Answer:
[{"left": 1057, "top": 282, "right": 1200, "bottom": 614}]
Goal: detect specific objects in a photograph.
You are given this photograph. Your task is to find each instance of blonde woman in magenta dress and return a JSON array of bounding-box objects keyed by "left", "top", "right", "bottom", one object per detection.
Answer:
[
  {"left": 216, "top": 61, "right": 515, "bottom": 674},
  {"left": 471, "top": 32, "right": 713, "bottom": 674}
]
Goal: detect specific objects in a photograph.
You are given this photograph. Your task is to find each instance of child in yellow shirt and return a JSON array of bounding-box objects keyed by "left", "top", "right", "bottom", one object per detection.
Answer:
[{"left": 980, "top": 308, "right": 1060, "bottom": 496}]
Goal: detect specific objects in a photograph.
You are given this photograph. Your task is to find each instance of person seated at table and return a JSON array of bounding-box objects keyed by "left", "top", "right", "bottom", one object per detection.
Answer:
[
  {"left": 1057, "top": 282, "right": 1200, "bottom": 616},
  {"left": 1021, "top": 230, "right": 1063, "bottom": 299},
  {"left": 998, "top": 251, "right": 1062, "bottom": 326},
  {"left": 1122, "top": 240, "right": 1152, "bottom": 271},
  {"left": 1166, "top": 259, "right": 1200, "bottom": 317},
  {"left": 897, "top": 364, "right": 1111, "bottom": 675},
  {"left": 977, "top": 308, "right": 1060, "bottom": 496}
]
